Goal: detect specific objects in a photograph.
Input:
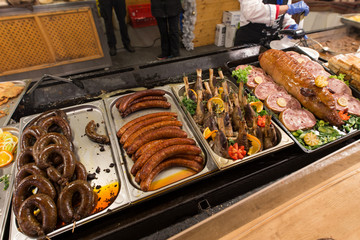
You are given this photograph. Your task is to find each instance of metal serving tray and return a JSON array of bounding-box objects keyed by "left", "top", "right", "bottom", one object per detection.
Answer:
[
  {"left": 171, "top": 77, "right": 294, "bottom": 170},
  {"left": 341, "top": 13, "right": 360, "bottom": 30},
  {"left": 0, "top": 80, "right": 31, "bottom": 127},
  {"left": 9, "top": 100, "right": 130, "bottom": 239},
  {"left": 0, "top": 125, "right": 18, "bottom": 240},
  {"left": 225, "top": 46, "right": 360, "bottom": 153},
  {"left": 104, "top": 85, "right": 218, "bottom": 203}
]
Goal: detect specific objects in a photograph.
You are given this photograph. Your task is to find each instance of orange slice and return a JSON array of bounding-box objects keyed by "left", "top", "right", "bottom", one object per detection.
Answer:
[
  {"left": 250, "top": 101, "right": 263, "bottom": 113},
  {"left": 315, "top": 75, "right": 328, "bottom": 88},
  {"left": 188, "top": 89, "right": 197, "bottom": 100},
  {"left": 209, "top": 97, "right": 225, "bottom": 113},
  {"left": 0, "top": 150, "right": 13, "bottom": 168},
  {"left": 203, "top": 127, "right": 218, "bottom": 140},
  {"left": 247, "top": 134, "right": 262, "bottom": 155},
  {"left": 304, "top": 132, "right": 319, "bottom": 146},
  {"left": 337, "top": 96, "right": 348, "bottom": 107}
]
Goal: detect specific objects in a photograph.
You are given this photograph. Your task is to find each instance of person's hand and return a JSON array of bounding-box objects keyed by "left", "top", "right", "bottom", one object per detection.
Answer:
[{"left": 287, "top": 1, "right": 310, "bottom": 16}]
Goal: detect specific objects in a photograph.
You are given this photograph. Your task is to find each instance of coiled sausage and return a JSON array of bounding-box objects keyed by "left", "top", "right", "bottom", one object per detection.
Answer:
[
  {"left": 32, "top": 132, "right": 72, "bottom": 159},
  {"left": 15, "top": 163, "right": 46, "bottom": 187},
  {"left": 13, "top": 175, "right": 56, "bottom": 216},
  {"left": 20, "top": 126, "right": 46, "bottom": 150},
  {"left": 38, "top": 116, "right": 72, "bottom": 141},
  {"left": 17, "top": 147, "right": 35, "bottom": 170},
  {"left": 17, "top": 194, "right": 57, "bottom": 238},
  {"left": 57, "top": 180, "right": 95, "bottom": 223}
]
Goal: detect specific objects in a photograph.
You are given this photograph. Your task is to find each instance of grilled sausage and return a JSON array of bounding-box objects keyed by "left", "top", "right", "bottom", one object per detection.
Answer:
[
  {"left": 118, "top": 89, "right": 166, "bottom": 113},
  {"left": 121, "top": 100, "right": 171, "bottom": 117},
  {"left": 140, "top": 159, "right": 204, "bottom": 191},
  {"left": 128, "top": 96, "right": 168, "bottom": 107},
  {"left": 123, "top": 120, "right": 183, "bottom": 150},
  {"left": 138, "top": 145, "right": 202, "bottom": 182},
  {"left": 131, "top": 138, "right": 196, "bottom": 175},
  {"left": 171, "top": 154, "right": 204, "bottom": 164},
  {"left": 32, "top": 132, "right": 72, "bottom": 159},
  {"left": 57, "top": 180, "right": 95, "bottom": 223},
  {"left": 133, "top": 140, "right": 165, "bottom": 161},
  {"left": 38, "top": 116, "right": 72, "bottom": 141},
  {"left": 85, "top": 120, "right": 110, "bottom": 144},
  {"left": 13, "top": 175, "right": 56, "bottom": 217},
  {"left": 120, "top": 115, "right": 176, "bottom": 145},
  {"left": 115, "top": 94, "right": 131, "bottom": 108},
  {"left": 15, "top": 163, "right": 47, "bottom": 187},
  {"left": 17, "top": 147, "right": 35, "bottom": 170},
  {"left": 17, "top": 194, "right": 57, "bottom": 238},
  {"left": 117, "top": 112, "right": 177, "bottom": 138},
  {"left": 20, "top": 126, "right": 46, "bottom": 150},
  {"left": 126, "top": 126, "right": 187, "bottom": 155},
  {"left": 36, "top": 145, "right": 76, "bottom": 184}
]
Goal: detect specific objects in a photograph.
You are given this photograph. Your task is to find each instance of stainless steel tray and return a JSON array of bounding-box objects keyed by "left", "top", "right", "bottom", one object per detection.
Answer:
[
  {"left": 171, "top": 79, "right": 294, "bottom": 170},
  {"left": 225, "top": 47, "right": 360, "bottom": 153},
  {"left": 0, "top": 80, "right": 31, "bottom": 127},
  {"left": 104, "top": 85, "right": 218, "bottom": 203},
  {"left": 341, "top": 13, "right": 360, "bottom": 29},
  {"left": 9, "top": 100, "right": 130, "bottom": 239},
  {"left": 0, "top": 125, "right": 18, "bottom": 240}
]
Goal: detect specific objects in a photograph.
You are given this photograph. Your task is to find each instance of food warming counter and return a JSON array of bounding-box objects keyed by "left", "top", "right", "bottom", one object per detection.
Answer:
[{"left": 3, "top": 45, "right": 360, "bottom": 240}]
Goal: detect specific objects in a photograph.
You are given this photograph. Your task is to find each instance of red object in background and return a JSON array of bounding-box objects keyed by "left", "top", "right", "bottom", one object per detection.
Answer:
[{"left": 128, "top": 4, "right": 157, "bottom": 28}]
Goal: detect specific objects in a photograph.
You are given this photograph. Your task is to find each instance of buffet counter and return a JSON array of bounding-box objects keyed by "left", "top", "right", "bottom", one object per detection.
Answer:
[{"left": 2, "top": 28, "right": 360, "bottom": 239}]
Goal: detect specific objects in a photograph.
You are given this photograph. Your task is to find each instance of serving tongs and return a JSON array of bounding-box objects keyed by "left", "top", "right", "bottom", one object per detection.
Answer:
[{"left": 26, "top": 74, "right": 84, "bottom": 95}]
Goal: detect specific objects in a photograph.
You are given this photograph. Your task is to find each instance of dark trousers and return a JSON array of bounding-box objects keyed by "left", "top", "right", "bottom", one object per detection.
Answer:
[
  {"left": 156, "top": 14, "right": 180, "bottom": 57},
  {"left": 99, "top": 0, "right": 130, "bottom": 48}
]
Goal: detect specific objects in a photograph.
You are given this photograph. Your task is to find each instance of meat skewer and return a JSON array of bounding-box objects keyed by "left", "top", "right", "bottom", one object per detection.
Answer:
[
  {"left": 209, "top": 68, "right": 216, "bottom": 95},
  {"left": 183, "top": 76, "right": 197, "bottom": 102},
  {"left": 193, "top": 90, "right": 205, "bottom": 125},
  {"left": 195, "top": 69, "right": 204, "bottom": 93},
  {"left": 203, "top": 82, "right": 213, "bottom": 101}
]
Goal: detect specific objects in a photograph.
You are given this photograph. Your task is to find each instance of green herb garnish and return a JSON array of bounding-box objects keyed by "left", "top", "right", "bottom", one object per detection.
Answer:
[
  {"left": 0, "top": 174, "right": 10, "bottom": 190},
  {"left": 182, "top": 96, "right": 197, "bottom": 116},
  {"left": 232, "top": 65, "right": 252, "bottom": 84},
  {"left": 329, "top": 73, "right": 349, "bottom": 86}
]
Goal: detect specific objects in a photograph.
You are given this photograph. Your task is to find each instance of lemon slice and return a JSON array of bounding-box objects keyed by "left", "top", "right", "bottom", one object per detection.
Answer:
[
  {"left": 276, "top": 97, "right": 287, "bottom": 107},
  {"left": 203, "top": 127, "right": 218, "bottom": 140},
  {"left": 304, "top": 132, "right": 319, "bottom": 146},
  {"left": 0, "top": 150, "right": 13, "bottom": 168},
  {"left": 209, "top": 97, "right": 225, "bottom": 113},
  {"left": 254, "top": 76, "right": 263, "bottom": 84},
  {"left": 247, "top": 134, "right": 262, "bottom": 155},
  {"left": 337, "top": 97, "right": 348, "bottom": 107},
  {"left": 250, "top": 101, "right": 263, "bottom": 113},
  {"left": 315, "top": 75, "right": 328, "bottom": 88}
]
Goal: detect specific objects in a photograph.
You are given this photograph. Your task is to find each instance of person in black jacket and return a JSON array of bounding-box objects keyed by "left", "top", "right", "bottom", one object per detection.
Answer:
[
  {"left": 151, "top": 0, "right": 182, "bottom": 60},
  {"left": 98, "top": 0, "right": 135, "bottom": 56}
]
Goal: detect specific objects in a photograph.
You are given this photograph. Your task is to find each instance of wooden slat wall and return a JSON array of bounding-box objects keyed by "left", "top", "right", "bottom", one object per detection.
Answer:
[{"left": 194, "top": 0, "right": 239, "bottom": 47}]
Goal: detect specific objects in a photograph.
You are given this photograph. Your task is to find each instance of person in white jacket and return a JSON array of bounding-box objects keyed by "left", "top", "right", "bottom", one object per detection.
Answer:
[{"left": 234, "top": 0, "right": 309, "bottom": 46}]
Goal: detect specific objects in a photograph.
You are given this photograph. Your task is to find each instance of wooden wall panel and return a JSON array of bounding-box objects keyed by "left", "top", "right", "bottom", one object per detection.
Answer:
[{"left": 194, "top": 0, "right": 239, "bottom": 47}]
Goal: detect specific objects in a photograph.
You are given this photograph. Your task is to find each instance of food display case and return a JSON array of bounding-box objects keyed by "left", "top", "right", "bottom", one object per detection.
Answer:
[{"left": 1, "top": 44, "right": 360, "bottom": 239}]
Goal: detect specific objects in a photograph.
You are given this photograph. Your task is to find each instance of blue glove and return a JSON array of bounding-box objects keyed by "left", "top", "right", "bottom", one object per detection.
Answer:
[
  {"left": 287, "top": 1, "right": 310, "bottom": 16},
  {"left": 286, "top": 24, "right": 308, "bottom": 39}
]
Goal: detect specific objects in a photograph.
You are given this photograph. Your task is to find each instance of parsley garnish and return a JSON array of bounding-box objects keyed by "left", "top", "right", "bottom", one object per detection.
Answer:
[
  {"left": 182, "top": 96, "right": 197, "bottom": 116},
  {"left": 0, "top": 174, "right": 10, "bottom": 190},
  {"left": 232, "top": 65, "right": 252, "bottom": 84}
]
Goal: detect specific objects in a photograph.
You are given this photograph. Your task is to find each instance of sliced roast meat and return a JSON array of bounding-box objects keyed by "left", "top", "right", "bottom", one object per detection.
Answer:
[
  {"left": 279, "top": 108, "right": 317, "bottom": 131},
  {"left": 327, "top": 78, "right": 352, "bottom": 95},
  {"left": 287, "top": 53, "right": 311, "bottom": 64},
  {"left": 265, "top": 92, "right": 301, "bottom": 113},
  {"left": 246, "top": 71, "right": 273, "bottom": 89},
  {"left": 254, "top": 82, "right": 286, "bottom": 101},
  {"left": 334, "top": 94, "right": 360, "bottom": 116},
  {"left": 302, "top": 60, "right": 329, "bottom": 78}
]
